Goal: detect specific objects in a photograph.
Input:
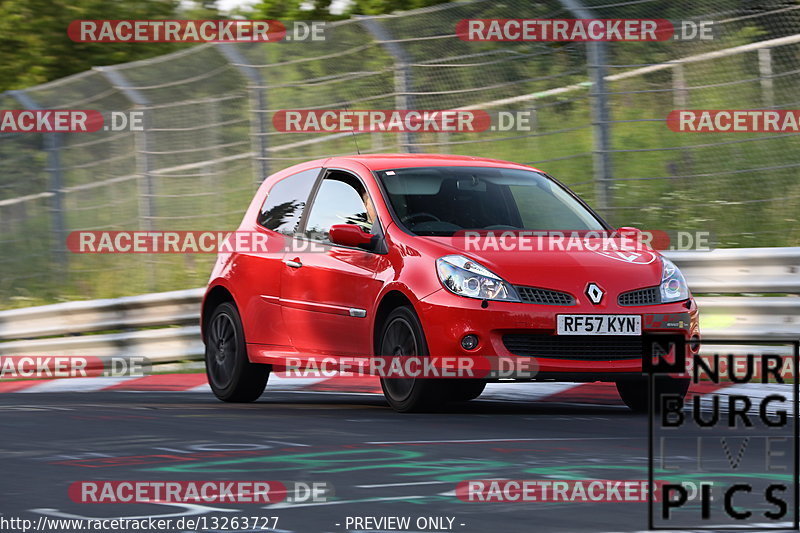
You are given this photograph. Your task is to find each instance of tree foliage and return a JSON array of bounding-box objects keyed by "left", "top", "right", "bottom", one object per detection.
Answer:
[
  {"left": 251, "top": 0, "right": 452, "bottom": 20},
  {"left": 0, "top": 0, "right": 184, "bottom": 92}
]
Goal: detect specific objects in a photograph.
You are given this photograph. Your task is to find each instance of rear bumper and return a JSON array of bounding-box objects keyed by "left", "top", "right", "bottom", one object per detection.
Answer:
[{"left": 416, "top": 288, "right": 700, "bottom": 375}]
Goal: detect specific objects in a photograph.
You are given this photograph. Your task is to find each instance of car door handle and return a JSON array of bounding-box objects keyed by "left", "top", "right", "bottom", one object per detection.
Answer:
[{"left": 283, "top": 258, "right": 302, "bottom": 268}]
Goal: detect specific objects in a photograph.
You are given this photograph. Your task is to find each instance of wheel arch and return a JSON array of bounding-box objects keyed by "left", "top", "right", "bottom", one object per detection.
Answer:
[
  {"left": 201, "top": 283, "right": 237, "bottom": 342},
  {"left": 372, "top": 290, "right": 416, "bottom": 354}
]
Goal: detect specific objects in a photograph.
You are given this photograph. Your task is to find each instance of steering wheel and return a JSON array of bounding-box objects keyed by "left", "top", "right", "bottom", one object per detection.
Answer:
[{"left": 401, "top": 212, "right": 442, "bottom": 225}]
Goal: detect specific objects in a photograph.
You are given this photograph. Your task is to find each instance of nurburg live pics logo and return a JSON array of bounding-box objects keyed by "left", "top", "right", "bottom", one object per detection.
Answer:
[{"left": 645, "top": 336, "right": 800, "bottom": 530}]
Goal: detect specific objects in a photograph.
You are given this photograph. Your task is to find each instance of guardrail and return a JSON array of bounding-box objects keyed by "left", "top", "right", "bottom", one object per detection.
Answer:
[
  {"left": 0, "top": 248, "right": 797, "bottom": 363},
  {"left": 0, "top": 288, "right": 204, "bottom": 363},
  {"left": 668, "top": 247, "right": 800, "bottom": 343}
]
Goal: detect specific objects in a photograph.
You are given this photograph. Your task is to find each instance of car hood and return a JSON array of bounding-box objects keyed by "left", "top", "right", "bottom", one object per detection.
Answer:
[{"left": 419, "top": 235, "right": 664, "bottom": 301}]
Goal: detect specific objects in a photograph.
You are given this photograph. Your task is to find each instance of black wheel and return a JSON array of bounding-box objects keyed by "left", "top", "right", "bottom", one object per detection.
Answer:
[
  {"left": 446, "top": 380, "right": 487, "bottom": 402},
  {"left": 205, "top": 302, "right": 269, "bottom": 402},
  {"left": 378, "top": 306, "right": 444, "bottom": 412},
  {"left": 616, "top": 375, "right": 690, "bottom": 413}
]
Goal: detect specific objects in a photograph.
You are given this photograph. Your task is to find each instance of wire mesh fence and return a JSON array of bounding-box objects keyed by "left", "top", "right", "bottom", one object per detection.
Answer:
[{"left": 1, "top": 0, "right": 799, "bottom": 306}]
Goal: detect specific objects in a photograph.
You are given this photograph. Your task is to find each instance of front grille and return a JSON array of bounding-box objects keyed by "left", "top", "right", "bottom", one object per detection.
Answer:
[
  {"left": 618, "top": 286, "right": 660, "bottom": 306},
  {"left": 503, "top": 334, "right": 643, "bottom": 360},
  {"left": 516, "top": 286, "right": 575, "bottom": 306}
]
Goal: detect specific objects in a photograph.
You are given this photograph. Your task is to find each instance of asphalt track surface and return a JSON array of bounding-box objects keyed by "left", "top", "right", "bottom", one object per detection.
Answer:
[{"left": 0, "top": 389, "right": 795, "bottom": 533}]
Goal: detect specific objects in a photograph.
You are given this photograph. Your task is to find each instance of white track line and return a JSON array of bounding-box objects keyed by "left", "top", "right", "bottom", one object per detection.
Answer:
[
  {"left": 19, "top": 376, "right": 133, "bottom": 393},
  {"left": 366, "top": 437, "right": 631, "bottom": 444},
  {"left": 267, "top": 375, "right": 330, "bottom": 390},
  {"left": 481, "top": 382, "right": 580, "bottom": 401}
]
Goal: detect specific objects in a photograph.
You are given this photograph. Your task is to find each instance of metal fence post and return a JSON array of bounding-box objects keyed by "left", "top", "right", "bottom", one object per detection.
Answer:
[
  {"left": 559, "top": 0, "right": 613, "bottom": 217},
  {"left": 357, "top": 16, "right": 418, "bottom": 153},
  {"left": 95, "top": 66, "right": 156, "bottom": 290},
  {"left": 217, "top": 44, "right": 270, "bottom": 186},
  {"left": 672, "top": 64, "right": 688, "bottom": 108},
  {"left": 95, "top": 67, "right": 157, "bottom": 234},
  {"left": 758, "top": 48, "right": 775, "bottom": 108},
  {"left": 9, "top": 89, "right": 67, "bottom": 269}
]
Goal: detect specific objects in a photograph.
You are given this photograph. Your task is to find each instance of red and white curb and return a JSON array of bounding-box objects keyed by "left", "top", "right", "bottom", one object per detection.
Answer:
[{"left": 0, "top": 373, "right": 790, "bottom": 409}]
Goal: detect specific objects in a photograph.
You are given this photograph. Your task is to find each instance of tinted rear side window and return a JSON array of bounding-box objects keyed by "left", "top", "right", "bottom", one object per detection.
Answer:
[{"left": 258, "top": 168, "right": 320, "bottom": 235}]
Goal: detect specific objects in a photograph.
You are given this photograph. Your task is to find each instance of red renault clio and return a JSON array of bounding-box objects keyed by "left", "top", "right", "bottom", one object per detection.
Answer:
[{"left": 202, "top": 154, "right": 698, "bottom": 412}]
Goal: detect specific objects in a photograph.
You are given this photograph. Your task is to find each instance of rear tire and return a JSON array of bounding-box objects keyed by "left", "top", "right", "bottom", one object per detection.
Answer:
[
  {"left": 378, "top": 306, "right": 444, "bottom": 412},
  {"left": 205, "top": 302, "right": 269, "bottom": 402},
  {"left": 616, "top": 375, "right": 690, "bottom": 413},
  {"left": 446, "top": 380, "right": 486, "bottom": 402}
]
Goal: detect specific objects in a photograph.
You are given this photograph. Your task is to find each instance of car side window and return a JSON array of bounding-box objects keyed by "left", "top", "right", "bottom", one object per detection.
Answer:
[
  {"left": 258, "top": 168, "right": 321, "bottom": 235},
  {"left": 304, "top": 173, "right": 376, "bottom": 243}
]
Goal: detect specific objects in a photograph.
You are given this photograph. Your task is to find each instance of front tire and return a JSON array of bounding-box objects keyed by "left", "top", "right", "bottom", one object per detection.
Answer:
[
  {"left": 205, "top": 302, "right": 269, "bottom": 402},
  {"left": 616, "top": 375, "right": 690, "bottom": 413},
  {"left": 378, "top": 306, "right": 444, "bottom": 412}
]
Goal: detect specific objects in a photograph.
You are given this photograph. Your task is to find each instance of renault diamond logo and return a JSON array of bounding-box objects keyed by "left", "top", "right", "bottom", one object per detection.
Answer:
[{"left": 586, "top": 283, "right": 604, "bottom": 304}]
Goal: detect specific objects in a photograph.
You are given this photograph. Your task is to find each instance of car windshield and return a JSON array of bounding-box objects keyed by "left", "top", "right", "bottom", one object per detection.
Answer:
[{"left": 375, "top": 166, "right": 605, "bottom": 236}]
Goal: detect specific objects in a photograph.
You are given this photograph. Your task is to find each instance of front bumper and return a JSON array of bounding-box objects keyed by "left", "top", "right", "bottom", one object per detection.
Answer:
[{"left": 416, "top": 288, "right": 699, "bottom": 376}]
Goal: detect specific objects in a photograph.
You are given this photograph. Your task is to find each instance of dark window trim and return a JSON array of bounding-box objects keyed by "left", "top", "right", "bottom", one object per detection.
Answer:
[
  {"left": 255, "top": 167, "right": 324, "bottom": 234},
  {"left": 295, "top": 167, "right": 387, "bottom": 255}
]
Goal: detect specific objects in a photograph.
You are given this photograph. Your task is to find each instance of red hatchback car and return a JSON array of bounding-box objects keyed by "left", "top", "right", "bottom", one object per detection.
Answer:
[{"left": 202, "top": 154, "right": 698, "bottom": 412}]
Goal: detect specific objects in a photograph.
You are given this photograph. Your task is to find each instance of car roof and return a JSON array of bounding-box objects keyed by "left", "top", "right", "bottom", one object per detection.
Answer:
[{"left": 306, "top": 153, "right": 543, "bottom": 173}]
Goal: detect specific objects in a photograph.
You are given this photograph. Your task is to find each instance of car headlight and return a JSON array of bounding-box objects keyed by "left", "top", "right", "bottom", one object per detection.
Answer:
[
  {"left": 660, "top": 257, "right": 689, "bottom": 303},
  {"left": 436, "top": 255, "right": 520, "bottom": 302}
]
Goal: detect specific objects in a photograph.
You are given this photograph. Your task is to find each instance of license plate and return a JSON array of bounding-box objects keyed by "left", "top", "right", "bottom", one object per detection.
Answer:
[{"left": 557, "top": 315, "right": 641, "bottom": 335}]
